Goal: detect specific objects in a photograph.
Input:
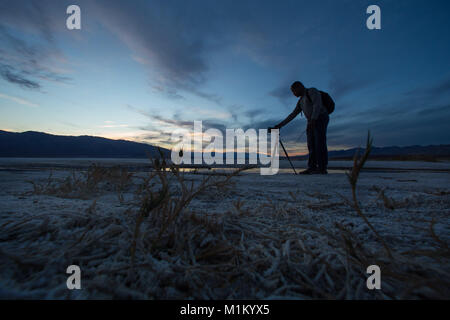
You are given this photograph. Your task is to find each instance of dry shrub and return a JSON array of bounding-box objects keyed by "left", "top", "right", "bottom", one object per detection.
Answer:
[
  {"left": 27, "top": 164, "right": 133, "bottom": 199},
  {"left": 130, "top": 151, "right": 252, "bottom": 263},
  {"left": 337, "top": 132, "right": 450, "bottom": 299}
]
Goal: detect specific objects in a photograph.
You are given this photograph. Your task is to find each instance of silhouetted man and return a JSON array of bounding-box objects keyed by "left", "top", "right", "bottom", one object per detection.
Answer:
[{"left": 270, "top": 81, "right": 330, "bottom": 174}]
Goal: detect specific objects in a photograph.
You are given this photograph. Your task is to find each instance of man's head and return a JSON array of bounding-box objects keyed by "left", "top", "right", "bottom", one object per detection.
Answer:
[{"left": 290, "top": 81, "right": 306, "bottom": 97}]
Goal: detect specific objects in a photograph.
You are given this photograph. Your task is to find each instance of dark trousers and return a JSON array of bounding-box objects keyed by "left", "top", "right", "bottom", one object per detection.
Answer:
[{"left": 307, "top": 113, "right": 329, "bottom": 171}]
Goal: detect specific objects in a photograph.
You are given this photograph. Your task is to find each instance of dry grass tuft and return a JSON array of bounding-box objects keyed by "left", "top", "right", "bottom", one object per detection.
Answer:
[{"left": 27, "top": 164, "right": 133, "bottom": 200}]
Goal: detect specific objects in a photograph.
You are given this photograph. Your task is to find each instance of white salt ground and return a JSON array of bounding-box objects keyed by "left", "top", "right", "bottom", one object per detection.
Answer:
[{"left": 0, "top": 160, "right": 448, "bottom": 299}]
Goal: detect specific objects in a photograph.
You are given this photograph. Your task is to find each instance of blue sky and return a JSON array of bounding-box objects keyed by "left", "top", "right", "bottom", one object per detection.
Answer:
[{"left": 0, "top": 0, "right": 449, "bottom": 154}]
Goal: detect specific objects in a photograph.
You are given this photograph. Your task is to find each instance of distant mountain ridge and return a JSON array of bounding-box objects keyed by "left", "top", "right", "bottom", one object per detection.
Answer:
[
  {"left": 290, "top": 144, "right": 450, "bottom": 161},
  {"left": 0, "top": 130, "right": 170, "bottom": 158},
  {"left": 329, "top": 145, "right": 450, "bottom": 158},
  {"left": 0, "top": 130, "right": 449, "bottom": 160}
]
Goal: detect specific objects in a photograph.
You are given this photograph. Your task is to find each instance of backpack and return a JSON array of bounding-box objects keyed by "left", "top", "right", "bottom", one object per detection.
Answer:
[{"left": 306, "top": 89, "right": 335, "bottom": 115}]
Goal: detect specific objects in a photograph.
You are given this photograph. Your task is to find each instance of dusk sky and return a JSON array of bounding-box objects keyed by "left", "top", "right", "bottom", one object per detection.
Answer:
[{"left": 0, "top": 0, "right": 449, "bottom": 154}]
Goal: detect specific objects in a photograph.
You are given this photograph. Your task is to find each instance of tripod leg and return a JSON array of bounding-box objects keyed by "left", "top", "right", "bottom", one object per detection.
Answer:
[{"left": 279, "top": 139, "right": 297, "bottom": 175}]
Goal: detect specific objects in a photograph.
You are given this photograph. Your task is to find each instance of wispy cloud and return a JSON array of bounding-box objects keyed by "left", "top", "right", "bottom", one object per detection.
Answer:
[
  {"left": 0, "top": 1, "right": 72, "bottom": 91},
  {"left": 89, "top": 0, "right": 326, "bottom": 105},
  {"left": 0, "top": 66, "right": 40, "bottom": 89},
  {"left": 268, "top": 83, "right": 295, "bottom": 107},
  {"left": 100, "top": 124, "right": 129, "bottom": 128},
  {"left": 0, "top": 93, "right": 38, "bottom": 107},
  {"left": 404, "top": 75, "right": 450, "bottom": 101}
]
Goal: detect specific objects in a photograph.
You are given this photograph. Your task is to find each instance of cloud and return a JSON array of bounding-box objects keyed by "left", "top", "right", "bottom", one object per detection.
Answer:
[
  {"left": 405, "top": 76, "right": 450, "bottom": 101},
  {"left": 127, "top": 103, "right": 245, "bottom": 148},
  {"left": 324, "top": 69, "right": 450, "bottom": 147},
  {"left": 0, "top": 92, "right": 38, "bottom": 107},
  {"left": 432, "top": 77, "right": 450, "bottom": 95},
  {"left": 417, "top": 104, "right": 450, "bottom": 117},
  {"left": 0, "top": 0, "right": 331, "bottom": 104},
  {"left": 89, "top": 0, "right": 221, "bottom": 103},
  {"left": 0, "top": 66, "right": 40, "bottom": 89},
  {"left": 99, "top": 124, "right": 129, "bottom": 128},
  {"left": 88, "top": 0, "right": 329, "bottom": 105},
  {"left": 327, "top": 99, "right": 450, "bottom": 147},
  {"left": 126, "top": 104, "right": 192, "bottom": 130},
  {"left": 329, "top": 76, "right": 374, "bottom": 101},
  {"left": 327, "top": 60, "right": 380, "bottom": 101},
  {"left": 268, "top": 84, "right": 294, "bottom": 107},
  {"left": 151, "top": 85, "right": 185, "bottom": 101},
  {"left": 0, "top": 2, "right": 72, "bottom": 91}
]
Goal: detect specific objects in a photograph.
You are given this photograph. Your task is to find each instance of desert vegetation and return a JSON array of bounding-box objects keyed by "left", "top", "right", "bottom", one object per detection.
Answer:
[{"left": 0, "top": 141, "right": 449, "bottom": 299}]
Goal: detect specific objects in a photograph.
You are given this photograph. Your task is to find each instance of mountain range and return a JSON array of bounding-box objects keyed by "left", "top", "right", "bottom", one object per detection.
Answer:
[
  {"left": 1, "top": 130, "right": 449, "bottom": 160},
  {"left": 0, "top": 130, "right": 170, "bottom": 158},
  {"left": 290, "top": 145, "right": 450, "bottom": 161}
]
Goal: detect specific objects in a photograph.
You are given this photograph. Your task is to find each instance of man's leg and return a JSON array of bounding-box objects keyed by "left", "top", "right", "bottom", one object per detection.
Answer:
[
  {"left": 314, "top": 114, "right": 329, "bottom": 173},
  {"left": 300, "top": 123, "right": 317, "bottom": 174},
  {"left": 324, "top": 115, "right": 329, "bottom": 168},
  {"left": 306, "top": 122, "right": 317, "bottom": 170}
]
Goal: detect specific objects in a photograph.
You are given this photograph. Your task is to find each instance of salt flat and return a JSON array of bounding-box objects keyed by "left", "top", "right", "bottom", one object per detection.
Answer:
[{"left": 0, "top": 160, "right": 449, "bottom": 299}]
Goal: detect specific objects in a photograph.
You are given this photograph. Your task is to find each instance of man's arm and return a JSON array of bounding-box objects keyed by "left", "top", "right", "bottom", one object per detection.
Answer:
[{"left": 274, "top": 99, "right": 302, "bottom": 129}]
